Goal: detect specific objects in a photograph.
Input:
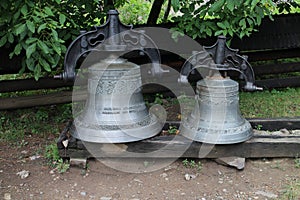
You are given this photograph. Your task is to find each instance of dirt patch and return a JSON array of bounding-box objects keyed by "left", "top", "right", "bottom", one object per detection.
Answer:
[{"left": 0, "top": 133, "right": 299, "bottom": 200}]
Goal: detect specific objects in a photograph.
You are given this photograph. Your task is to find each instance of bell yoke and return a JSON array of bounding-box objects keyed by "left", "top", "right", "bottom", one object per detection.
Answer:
[{"left": 56, "top": 9, "right": 261, "bottom": 144}]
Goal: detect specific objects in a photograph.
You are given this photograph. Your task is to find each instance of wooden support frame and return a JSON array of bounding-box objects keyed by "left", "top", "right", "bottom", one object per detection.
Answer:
[
  {"left": 59, "top": 132, "right": 300, "bottom": 159},
  {"left": 58, "top": 119, "right": 300, "bottom": 159}
]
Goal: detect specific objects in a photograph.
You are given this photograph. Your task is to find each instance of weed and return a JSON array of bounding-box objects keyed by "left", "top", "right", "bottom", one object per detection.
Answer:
[
  {"left": 182, "top": 159, "right": 202, "bottom": 171},
  {"left": 154, "top": 93, "right": 164, "bottom": 105},
  {"left": 281, "top": 179, "right": 300, "bottom": 200},
  {"left": 255, "top": 124, "right": 263, "bottom": 130},
  {"left": 294, "top": 157, "right": 300, "bottom": 168},
  {"left": 44, "top": 143, "right": 69, "bottom": 173},
  {"left": 55, "top": 158, "right": 70, "bottom": 174},
  {"left": 167, "top": 125, "right": 178, "bottom": 135},
  {"left": 0, "top": 104, "right": 71, "bottom": 143},
  {"left": 270, "top": 161, "right": 285, "bottom": 171}
]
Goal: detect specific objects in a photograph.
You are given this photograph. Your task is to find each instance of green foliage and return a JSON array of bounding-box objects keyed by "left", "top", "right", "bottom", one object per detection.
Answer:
[
  {"left": 154, "top": 93, "right": 164, "bottom": 105},
  {"left": 182, "top": 158, "right": 202, "bottom": 171},
  {"left": 0, "top": 0, "right": 124, "bottom": 80},
  {"left": 0, "top": 104, "right": 71, "bottom": 143},
  {"left": 240, "top": 87, "right": 300, "bottom": 118},
  {"left": 170, "top": 0, "right": 300, "bottom": 40},
  {"left": 295, "top": 157, "right": 300, "bottom": 168},
  {"left": 45, "top": 143, "right": 60, "bottom": 162},
  {"left": 118, "top": 0, "right": 152, "bottom": 24},
  {"left": 45, "top": 143, "right": 70, "bottom": 173},
  {"left": 167, "top": 125, "right": 178, "bottom": 135},
  {"left": 281, "top": 179, "right": 300, "bottom": 200}
]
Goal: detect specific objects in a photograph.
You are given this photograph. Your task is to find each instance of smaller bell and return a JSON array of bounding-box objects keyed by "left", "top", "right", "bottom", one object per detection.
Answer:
[
  {"left": 181, "top": 75, "right": 253, "bottom": 144},
  {"left": 179, "top": 36, "right": 261, "bottom": 144}
]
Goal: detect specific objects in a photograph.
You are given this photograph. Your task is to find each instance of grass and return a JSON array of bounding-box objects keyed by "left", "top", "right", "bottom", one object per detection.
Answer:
[
  {"left": 239, "top": 87, "right": 300, "bottom": 118},
  {"left": 0, "top": 104, "right": 72, "bottom": 143},
  {"left": 280, "top": 179, "right": 300, "bottom": 200},
  {"left": 45, "top": 143, "right": 70, "bottom": 173}
]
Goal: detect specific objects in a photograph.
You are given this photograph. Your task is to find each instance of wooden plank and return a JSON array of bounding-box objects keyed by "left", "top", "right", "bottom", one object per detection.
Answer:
[
  {"left": 58, "top": 133, "right": 300, "bottom": 159},
  {"left": 164, "top": 118, "right": 300, "bottom": 132},
  {"left": 0, "top": 77, "right": 74, "bottom": 93},
  {"left": 255, "top": 76, "right": 300, "bottom": 89},
  {"left": 249, "top": 117, "right": 300, "bottom": 131},
  {"left": 253, "top": 62, "right": 300, "bottom": 75},
  {"left": 0, "top": 90, "right": 86, "bottom": 110}
]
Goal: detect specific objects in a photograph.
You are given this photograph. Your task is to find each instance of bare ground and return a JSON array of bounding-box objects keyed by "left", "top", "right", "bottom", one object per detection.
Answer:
[{"left": 1, "top": 133, "right": 300, "bottom": 200}]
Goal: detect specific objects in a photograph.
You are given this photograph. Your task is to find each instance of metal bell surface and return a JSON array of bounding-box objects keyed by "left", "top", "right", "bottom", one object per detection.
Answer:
[
  {"left": 180, "top": 76, "right": 253, "bottom": 144},
  {"left": 72, "top": 56, "right": 162, "bottom": 143}
]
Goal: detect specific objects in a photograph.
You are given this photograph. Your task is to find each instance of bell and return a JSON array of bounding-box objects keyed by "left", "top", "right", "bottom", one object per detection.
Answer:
[
  {"left": 179, "top": 36, "right": 261, "bottom": 144},
  {"left": 72, "top": 55, "right": 162, "bottom": 143},
  {"left": 180, "top": 75, "right": 253, "bottom": 144},
  {"left": 54, "top": 10, "right": 167, "bottom": 144}
]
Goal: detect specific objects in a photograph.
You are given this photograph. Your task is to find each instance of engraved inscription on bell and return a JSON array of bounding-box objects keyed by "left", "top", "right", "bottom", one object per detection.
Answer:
[{"left": 180, "top": 77, "right": 253, "bottom": 144}]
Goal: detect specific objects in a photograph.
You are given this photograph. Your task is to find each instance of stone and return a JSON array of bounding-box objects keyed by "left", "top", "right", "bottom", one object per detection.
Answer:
[
  {"left": 160, "top": 173, "right": 168, "bottom": 178},
  {"left": 184, "top": 174, "right": 196, "bottom": 181},
  {"left": 255, "top": 191, "right": 278, "bottom": 199},
  {"left": 16, "top": 170, "right": 30, "bottom": 179},
  {"left": 100, "top": 197, "right": 112, "bottom": 200},
  {"left": 215, "top": 157, "right": 245, "bottom": 170},
  {"left": 29, "top": 155, "right": 41, "bottom": 160},
  {"left": 80, "top": 191, "right": 87, "bottom": 196},
  {"left": 4, "top": 193, "right": 11, "bottom": 200},
  {"left": 70, "top": 158, "right": 87, "bottom": 169}
]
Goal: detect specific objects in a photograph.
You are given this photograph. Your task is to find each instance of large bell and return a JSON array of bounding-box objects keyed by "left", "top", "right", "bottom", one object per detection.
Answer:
[
  {"left": 180, "top": 75, "right": 253, "bottom": 144},
  {"left": 72, "top": 56, "right": 162, "bottom": 143}
]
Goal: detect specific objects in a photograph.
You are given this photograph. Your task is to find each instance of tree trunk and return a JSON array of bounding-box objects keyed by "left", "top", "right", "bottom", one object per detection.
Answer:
[
  {"left": 163, "top": 0, "right": 171, "bottom": 22},
  {"left": 147, "top": 0, "right": 165, "bottom": 25}
]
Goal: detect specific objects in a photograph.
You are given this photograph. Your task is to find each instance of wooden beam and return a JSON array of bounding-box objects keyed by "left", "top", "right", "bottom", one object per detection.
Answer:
[
  {"left": 0, "top": 77, "right": 74, "bottom": 93},
  {"left": 0, "top": 90, "right": 86, "bottom": 110},
  {"left": 253, "top": 62, "right": 300, "bottom": 75},
  {"left": 255, "top": 76, "right": 300, "bottom": 89},
  {"left": 58, "top": 133, "right": 300, "bottom": 159},
  {"left": 164, "top": 119, "right": 300, "bottom": 132}
]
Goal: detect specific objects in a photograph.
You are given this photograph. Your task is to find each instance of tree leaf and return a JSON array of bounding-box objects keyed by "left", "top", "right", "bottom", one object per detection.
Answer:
[
  {"left": 13, "top": 11, "right": 21, "bottom": 21},
  {"left": 37, "top": 40, "right": 49, "bottom": 54},
  {"left": 206, "top": 28, "right": 212, "bottom": 36},
  {"left": 21, "top": 4, "right": 28, "bottom": 16},
  {"left": 59, "top": 13, "right": 66, "bottom": 25},
  {"left": 39, "top": 58, "right": 51, "bottom": 72},
  {"left": 0, "top": 1, "right": 8, "bottom": 9},
  {"left": 51, "top": 29, "right": 59, "bottom": 41},
  {"left": 15, "top": 24, "right": 27, "bottom": 35},
  {"left": 26, "top": 43, "right": 36, "bottom": 58},
  {"left": 44, "top": 6, "right": 54, "bottom": 16},
  {"left": 25, "top": 38, "right": 38, "bottom": 44},
  {"left": 34, "top": 64, "right": 41, "bottom": 81},
  {"left": 210, "top": 0, "right": 225, "bottom": 12},
  {"left": 171, "top": 0, "right": 180, "bottom": 12},
  {"left": 217, "top": 22, "right": 226, "bottom": 29},
  {"left": 26, "top": 20, "right": 35, "bottom": 33},
  {"left": 13, "top": 43, "right": 22, "bottom": 56},
  {"left": 0, "top": 35, "right": 7, "bottom": 47},
  {"left": 214, "top": 30, "right": 224, "bottom": 36},
  {"left": 8, "top": 33, "right": 14, "bottom": 43},
  {"left": 26, "top": 57, "right": 35, "bottom": 71},
  {"left": 239, "top": 19, "right": 246, "bottom": 28},
  {"left": 226, "top": 0, "right": 235, "bottom": 12},
  {"left": 52, "top": 43, "right": 61, "bottom": 55},
  {"left": 37, "top": 23, "right": 47, "bottom": 33}
]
